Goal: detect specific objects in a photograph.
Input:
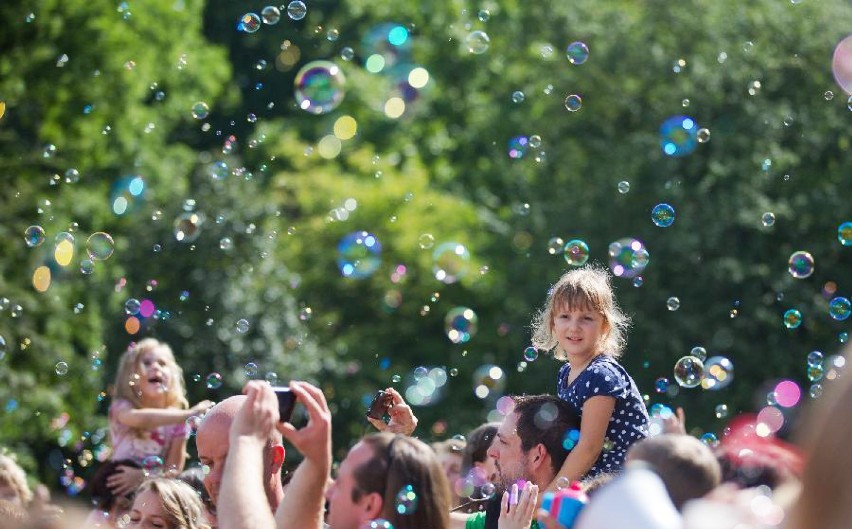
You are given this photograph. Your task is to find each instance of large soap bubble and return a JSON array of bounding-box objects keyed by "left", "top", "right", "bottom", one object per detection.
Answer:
[
  {"left": 660, "top": 115, "right": 699, "bottom": 157},
  {"left": 294, "top": 61, "right": 346, "bottom": 115},
  {"left": 832, "top": 35, "right": 852, "bottom": 94},
  {"left": 608, "top": 238, "right": 649, "bottom": 278},
  {"left": 337, "top": 231, "right": 382, "bottom": 279}
]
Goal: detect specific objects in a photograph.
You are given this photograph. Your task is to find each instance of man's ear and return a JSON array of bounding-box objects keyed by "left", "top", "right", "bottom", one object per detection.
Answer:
[
  {"left": 361, "top": 491, "right": 384, "bottom": 520},
  {"left": 530, "top": 443, "right": 547, "bottom": 469}
]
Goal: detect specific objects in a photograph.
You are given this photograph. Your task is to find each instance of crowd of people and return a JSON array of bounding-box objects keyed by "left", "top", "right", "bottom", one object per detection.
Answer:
[{"left": 1, "top": 266, "right": 849, "bottom": 529}]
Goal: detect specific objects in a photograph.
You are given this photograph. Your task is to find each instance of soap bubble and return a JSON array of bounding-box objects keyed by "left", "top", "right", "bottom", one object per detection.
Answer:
[
  {"left": 829, "top": 297, "right": 850, "bottom": 320},
  {"left": 666, "top": 297, "right": 680, "bottom": 311},
  {"left": 654, "top": 377, "right": 669, "bottom": 393},
  {"left": 831, "top": 35, "right": 852, "bottom": 94},
  {"left": 24, "top": 226, "right": 46, "bottom": 247},
  {"left": 660, "top": 115, "right": 699, "bottom": 157},
  {"left": 714, "top": 404, "right": 729, "bottom": 419},
  {"left": 773, "top": 380, "right": 801, "bottom": 408},
  {"left": 236, "top": 319, "right": 250, "bottom": 334},
  {"left": 445, "top": 307, "right": 478, "bottom": 344},
  {"left": 617, "top": 181, "right": 630, "bottom": 194},
  {"left": 244, "top": 362, "right": 259, "bottom": 377},
  {"left": 508, "top": 136, "right": 528, "bottom": 159},
  {"left": 701, "top": 356, "right": 734, "bottom": 391},
  {"left": 472, "top": 364, "right": 506, "bottom": 399},
  {"left": 838, "top": 221, "right": 852, "bottom": 246},
  {"left": 394, "top": 485, "right": 418, "bottom": 515},
  {"left": 294, "top": 61, "right": 346, "bottom": 115},
  {"left": 511, "top": 91, "right": 525, "bottom": 103},
  {"left": 237, "top": 13, "right": 261, "bottom": 33},
  {"left": 523, "top": 346, "right": 538, "bottom": 362},
  {"left": 55, "top": 361, "right": 69, "bottom": 376},
  {"left": 788, "top": 251, "right": 814, "bottom": 279},
  {"left": 418, "top": 234, "right": 435, "bottom": 249},
  {"left": 547, "top": 237, "right": 565, "bottom": 255},
  {"left": 696, "top": 128, "right": 711, "bottom": 143},
  {"left": 762, "top": 212, "right": 775, "bottom": 227},
  {"left": 261, "top": 6, "right": 280, "bottom": 24},
  {"left": 286, "top": 0, "right": 307, "bottom": 20},
  {"left": 337, "top": 231, "right": 382, "bottom": 279},
  {"left": 124, "top": 298, "right": 141, "bottom": 315},
  {"left": 690, "top": 346, "right": 707, "bottom": 361},
  {"left": 565, "top": 42, "right": 589, "bottom": 64},
  {"left": 700, "top": 433, "right": 719, "bottom": 448},
  {"left": 191, "top": 102, "right": 209, "bottom": 119},
  {"left": 608, "top": 238, "right": 649, "bottom": 278},
  {"left": 80, "top": 259, "right": 95, "bottom": 275},
  {"left": 174, "top": 213, "right": 204, "bottom": 243},
  {"left": 783, "top": 309, "right": 802, "bottom": 329},
  {"left": 360, "top": 520, "right": 393, "bottom": 529},
  {"left": 141, "top": 455, "right": 164, "bottom": 477},
  {"left": 465, "top": 31, "right": 490, "bottom": 54},
  {"left": 673, "top": 356, "right": 704, "bottom": 388},
  {"left": 563, "top": 239, "right": 590, "bottom": 266},
  {"left": 206, "top": 373, "right": 223, "bottom": 389},
  {"left": 651, "top": 203, "right": 675, "bottom": 227},
  {"left": 564, "top": 94, "right": 582, "bottom": 112},
  {"left": 432, "top": 242, "right": 470, "bottom": 284},
  {"left": 86, "top": 232, "right": 115, "bottom": 260}
]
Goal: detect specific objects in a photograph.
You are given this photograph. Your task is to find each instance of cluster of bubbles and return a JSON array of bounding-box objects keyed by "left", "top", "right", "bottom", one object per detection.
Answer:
[
  {"left": 445, "top": 307, "right": 478, "bottom": 344},
  {"left": 671, "top": 351, "right": 734, "bottom": 391},
  {"left": 608, "top": 238, "right": 649, "bottom": 278},
  {"left": 294, "top": 61, "right": 347, "bottom": 115},
  {"left": 404, "top": 366, "right": 448, "bottom": 406},
  {"left": 337, "top": 231, "right": 382, "bottom": 278}
]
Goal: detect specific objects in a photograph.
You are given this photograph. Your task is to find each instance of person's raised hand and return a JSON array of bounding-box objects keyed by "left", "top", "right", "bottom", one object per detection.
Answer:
[
  {"left": 498, "top": 481, "right": 539, "bottom": 529},
  {"left": 106, "top": 465, "right": 145, "bottom": 497},
  {"left": 278, "top": 381, "right": 332, "bottom": 469},
  {"left": 662, "top": 406, "right": 687, "bottom": 435},
  {"left": 366, "top": 387, "right": 418, "bottom": 436},
  {"left": 189, "top": 399, "right": 216, "bottom": 417},
  {"left": 229, "top": 380, "right": 279, "bottom": 446}
]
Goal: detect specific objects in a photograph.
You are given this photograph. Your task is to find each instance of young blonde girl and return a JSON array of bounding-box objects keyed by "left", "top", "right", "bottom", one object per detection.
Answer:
[
  {"left": 531, "top": 265, "right": 648, "bottom": 484},
  {"left": 126, "top": 478, "right": 211, "bottom": 529},
  {"left": 88, "top": 339, "right": 213, "bottom": 522}
]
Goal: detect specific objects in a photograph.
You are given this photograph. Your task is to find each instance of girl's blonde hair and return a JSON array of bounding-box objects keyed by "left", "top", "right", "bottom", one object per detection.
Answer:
[
  {"left": 531, "top": 265, "right": 630, "bottom": 360},
  {"left": 0, "top": 454, "right": 32, "bottom": 506},
  {"left": 112, "top": 339, "right": 188, "bottom": 409},
  {"left": 136, "top": 478, "right": 211, "bottom": 529}
]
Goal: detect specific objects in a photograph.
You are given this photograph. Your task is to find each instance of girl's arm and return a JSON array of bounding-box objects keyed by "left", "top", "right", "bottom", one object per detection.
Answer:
[
  {"left": 164, "top": 435, "right": 188, "bottom": 475},
  {"left": 114, "top": 400, "right": 213, "bottom": 430},
  {"left": 548, "top": 396, "right": 616, "bottom": 490}
]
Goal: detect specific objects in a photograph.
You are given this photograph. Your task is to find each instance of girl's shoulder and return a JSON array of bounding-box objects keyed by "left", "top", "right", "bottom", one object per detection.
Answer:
[{"left": 109, "top": 398, "right": 134, "bottom": 414}]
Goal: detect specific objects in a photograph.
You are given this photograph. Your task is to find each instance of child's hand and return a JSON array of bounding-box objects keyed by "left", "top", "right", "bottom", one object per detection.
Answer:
[
  {"left": 106, "top": 465, "right": 145, "bottom": 497},
  {"left": 366, "top": 387, "right": 418, "bottom": 436},
  {"left": 498, "top": 481, "right": 539, "bottom": 529},
  {"left": 190, "top": 399, "right": 215, "bottom": 416}
]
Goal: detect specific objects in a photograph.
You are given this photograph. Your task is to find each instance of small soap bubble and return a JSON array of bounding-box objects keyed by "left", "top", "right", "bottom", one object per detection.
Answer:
[
  {"left": 261, "top": 5, "right": 280, "bottom": 24},
  {"left": 564, "top": 94, "right": 582, "bottom": 112},
  {"left": 617, "top": 181, "right": 630, "bottom": 194},
  {"left": 563, "top": 239, "right": 590, "bottom": 266},
  {"left": 808, "top": 365, "right": 824, "bottom": 382},
  {"left": 245, "top": 362, "right": 259, "bottom": 378},
  {"left": 546, "top": 237, "right": 564, "bottom": 255},
  {"left": 715, "top": 404, "right": 729, "bottom": 419},
  {"left": 445, "top": 307, "right": 478, "bottom": 344},
  {"left": 788, "top": 251, "right": 814, "bottom": 279},
  {"left": 418, "top": 234, "right": 435, "bottom": 249},
  {"left": 511, "top": 91, "right": 525, "bottom": 103},
  {"left": 236, "top": 318, "right": 250, "bottom": 333},
  {"left": 651, "top": 203, "right": 675, "bottom": 227},
  {"left": 666, "top": 297, "right": 680, "bottom": 311},
  {"left": 660, "top": 115, "right": 698, "bottom": 157},
  {"left": 86, "top": 232, "right": 114, "bottom": 260},
  {"left": 43, "top": 144, "right": 57, "bottom": 158},
  {"left": 286, "top": 0, "right": 307, "bottom": 20},
  {"left": 206, "top": 373, "right": 223, "bottom": 389},
  {"left": 673, "top": 356, "right": 704, "bottom": 388},
  {"left": 554, "top": 476, "right": 571, "bottom": 490},
  {"left": 654, "top": 377, "right": 669, "bottom": 393},
  {"left": 10, "top": 305, "right": 22, "bottom": 318},
  {"left": 783, "top": 309, "right": 802, "bottom": 329},
  {"left": 413, "top": 366, "right": 429, "bottom": 379},
  {"left": 838, "top": 222, "right": 852, "bottom": 246},
  {"left": 80, "top": 259, "right": 95, "bottom": 275},
  {"left": 690, "top": 346, "right": 707, "bottom": 361},
  {"left": 465, "top": 31, "right": 490, "bottom": 54},
  {"left": 220, "top": 237, "right": 233, "bottom": 251},
  {"left": 701, "top": 356, "right": 734, "bottom": 390},
  {"left": 238, "top": 12, "right": 261, "bottom": 33},
  {"left": 824, "top": 90, "right": 834, "bottom": 101},
  {"left": 394, "top": 485, "right": 418, "bottom": 515},
  {"left": 191, "top": 102, "right": 209, "bottom": 120},
  {"left": 761, "top": 212, "right": 775, "bottom": 227},
  {"left": 64, "top": 168, "right": 80, "bottom": 183},
  {"left": 25, "top": 226, "right": 46, "bottom": 247},
  {"left": 340, "top": 47, "right": 355, "bottom": 61},
  {"left": 523, "top": 347, "right": 538, "bottom": 362},
  {"left": 696, "top": 128, "right": 711, "bottom": 143},
  {"left": 391, "top": 374, "right": 402, "bottom": 383},
  {"left": 125, "top": 298, "right": 141, "bottom": 315},
  {"left": 565, "top": 42, "right": 589, "bottom": 64},
  {"left": 608, "top": 238, "right": 649, "bottom": 278},
  {"left": 55, "top": 361, "right": 69, "bottom": 376},
  {"left": 528, "top": 135, "right": 542, "bottom": 148},
  {"left": 700, "top": 433, "right": 719, "bottom": 448},
  {"left": 478, "top": 9, "right": 490, "bottom": 22},
  {"left": 432, "top": 242, "right": 470, "bottom": 284},
  {"left": 807, "top": 350, "right": 823, "bottom": 368},
  {"left": 337, "top": 231, "right": 382, "bottom": 279},
  {"left": 829, "top": 297, "right": 850, "bottom": 321},
  {"left": 174, "top": 213, "right": 204, "bottom": 243}
]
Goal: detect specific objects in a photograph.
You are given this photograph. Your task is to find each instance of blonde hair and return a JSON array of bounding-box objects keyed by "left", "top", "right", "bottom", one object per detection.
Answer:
[
  {"left": 136, "top": 478, "right": 211, "bottom": 529},
  {"left": 531, "top": 265, "right": 630, "bottom": 359},
  {"left": 0, "top": 454, "right": 32, "bottom": 506},
  {"left": 112, "top": 339, "right": 188, "bottom": 409}
]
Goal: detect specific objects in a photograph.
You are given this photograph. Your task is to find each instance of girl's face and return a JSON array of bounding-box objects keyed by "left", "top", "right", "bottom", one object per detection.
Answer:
[
  {"left": 551, "top": 302, "right": 609, "bottom": 364},
  {"left": 137, "top": 348, "right": 173, "bottom": 403},
  {"left": 128, "top": 488, "right": 172, "bottom": 529}
]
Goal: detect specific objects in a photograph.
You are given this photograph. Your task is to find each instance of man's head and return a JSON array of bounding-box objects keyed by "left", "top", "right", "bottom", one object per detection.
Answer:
[
  {"left": 325, "top": 433, "right": 450, "bottom": 529},
  {"left": 196, "top": 396, "right": 285, "bottom": 512},
  {"left": 487, "top": 395, "right": 580, "bottom": 489}
]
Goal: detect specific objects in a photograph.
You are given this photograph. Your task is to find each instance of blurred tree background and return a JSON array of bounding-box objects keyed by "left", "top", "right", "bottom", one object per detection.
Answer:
[{"left": 0, "top": 0, "right": 849, "bottom": 494}]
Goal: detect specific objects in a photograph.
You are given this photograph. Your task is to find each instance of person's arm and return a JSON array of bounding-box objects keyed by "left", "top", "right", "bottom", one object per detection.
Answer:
[
  {"left": 547, "top": 396, "right": 615, "bottom": 491},
  {"left": 115, "top": 400, "right": 214, "bottom": 430},
  {"left": 219, "top": 382, "right": 279, "bottom": 529},
  {"left": 164, "top": 435, "right": 188, "bottom": 474},
  {"left": 274, "top": 381, "right": 332, "bottom": 529}
]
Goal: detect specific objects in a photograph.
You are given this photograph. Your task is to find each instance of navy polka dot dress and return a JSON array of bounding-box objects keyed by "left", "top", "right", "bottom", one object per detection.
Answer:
[{"left": 556, "top": 354, "right": 649, "bottom": 478}]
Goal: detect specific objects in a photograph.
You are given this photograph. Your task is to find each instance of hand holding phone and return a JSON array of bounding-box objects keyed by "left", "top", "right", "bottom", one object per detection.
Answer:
[
  {"left": 272, "top": 387, "right": 297, "bottom": 423},
  {"left": 366, "top": 390, "right": 394, "bottom": 420}
]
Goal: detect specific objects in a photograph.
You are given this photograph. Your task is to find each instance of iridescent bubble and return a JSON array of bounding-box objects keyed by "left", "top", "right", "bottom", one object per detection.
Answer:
[
  {"left": 529, "top": 135, "right": 542, "bottom": 148},
  {"left": 565, "top": 42, "right": 589, "bottom": 64},
  {"left": 236, "top": 318, "right": 250, "bottom": 334},
  {"left": 700, "top": 433, "right": 719, "bottom": 448},
  {"left": 80, "top": 259, "right": 95, "bottom": 275},
  {"left": 479, "top": 482, "right": 496, "bottom": 499},
  {"left": 55, "top": 361, "right": 69, "bottom": 376},
  {"left": 0, "top": 336, "right": 6, "bottom": 357},
  {"left": 701, "top": 356, "right": 734, "bottom": 391},
  {"left": 523, "top": 346, "right": 538, "bottom": 362},
  {"left": 608, "top": 238, "right": 649, "bottom": 278},
  {"left": 445, "top": 307, "right": 478, "bottom": 344},
  {"left": 838, "top": 221, "right": 852, "bottom": 246},
  {"left": 64, "top": 168, "right": 80, "bottom": 183},
  {"left": 110, "top": 175, "right": 146, "bottom": 216},
  {"left": 696, "top": 128, "right": 711, "bottom": 143},
  {"left": 418, "top": 234, "right": 435, "bottom": 249},
  {"left": 413, "top": 366, "right": 428, "bottom": 380},
  {"left": 294, "top": 61, "right": 346, "bottom": 115},
  {"left": 511, "top": 91, "right": 525, "bottom": 103},
  {"left": 190, "top": 101, "right": 209, "bottom": 120},
  {"left": 244, "top": 362, "right": 259, "bottom": 377},
  {"left": 508, "top": 136, "right": 528, "bottom": 159},
  {"left": 86, "top": 232, "right": 114, "bottom": 260},
  {"left": 810, "top": 383, "right": 823, "bottom": 398},
  {"left": 337, "top": 231, "right": 382, "bottom": 279},
  {"left": 651, "top": 203, "right": 675, "bottom": 227},
  {"left": 788, "top": 251, "right": 814, "bottom": 279},
  {"left": 547, "top": 237, "right": 564, "bottom": 255},
  {"left": 286, "top": 0, "right": 307, "bottom": 20},
  {"left": 432, "top": 242, "right": 470, "bottom": 284},
  {"left": 141, "top": 455, "right": 164, "bottom": 477},
  {"left": 24, "top": 226, "right": 46, "bottom": 247},
  {"left": 394, "top": 485, "right": 418, "bottom": 515},
  {"left": 762, "top": 212, "right": 775, "bottom": 227},
  {"left": 829, "top": 297, "right": 850, "bottom": 320},
  {"left": 208, "top": 161, "right": 229, "bottom": 180},
  {"left": 654, "top": 377, "right": 669, "bottom": 393},
  {"left": 465, "top": 31, "right": 490, "bottom": 54},
  {"left": 472, "top": 364, "right": 506, "bottom": 399},
  {"left": 124, "top": 298, "right": 141, "bottom": 315},
  {"left": 773, "top": 380, "right": 801, "bottom": 408},
  {"left": 563, "top": 239, "right": 590, "bottom": 266},
  {"left": 660, "top": 115, "right": 699, "bottom": 157},
  {"left": 832, "top": 36, "right": 852, "bottom": 93},
  {"left": 265, "top": 372, "right": 279, "bottom": 385},
  {"left": 220, "top": 237, "right": 233, "bottom": 251},
  {"left": 714, "top": 404, "right": 729, "bottom": 419},
  {"left": 206, "top": 372, "right": 223, "bottom": 389},
  {"left": 666, "top": 297, "right": 680, "bottom": 311},
  {"left": 261, "top": 5, "right": 280, "bottom": 24},
  {"left": 617, "top": 181, "right": 630, "bottom": 194},
  {"left": 564, "top": 94, "right": 582, "bottom": 112},
  {"left": 673, "top": 356, "right": 704, "bottom": 388},
  {"left": 808, "top": 364, "right": 824, "bottom": 382},
  {"left": 391, "top": 374, "right": 402, "bottom": 383},
  {"left": 783, "top": 309, "right": 802, "bottom": 329},
  {"left": 174, "top": 212, "right": 205, "bottom": 243},
  {"left": 340, "top": 47, "right": 355, "bottom": 61},
  {"left": 690, "top": 346, "right": 707, "bottom": 361},
  {"left": 237, "top": 12, "right": 261, "bottom": 33}
]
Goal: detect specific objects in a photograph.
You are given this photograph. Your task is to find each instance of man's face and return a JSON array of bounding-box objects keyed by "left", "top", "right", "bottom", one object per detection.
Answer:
[
  {"left": 325, "top": 441, "right": 376, "bottom": 529},
  {"left": 196, "top": 413, "right": 231, "bottom": 508},
  {"left": 487, "top": 412, "right": 531, "bottom": 489}
]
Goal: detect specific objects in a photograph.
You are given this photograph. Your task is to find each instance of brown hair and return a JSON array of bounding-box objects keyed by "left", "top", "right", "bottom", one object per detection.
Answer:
[
  {"left": 460, "top": 423, "right": 500, "bottom": 475},
  {"left": 135, "top": 478, "right": 211, "bottom": 529},
  {"left": 531, "top": 265, "right": 630, "bottom": 359},
  {"left": 351, "top": 433, "right": 451, "bottom": 529},
  {"left": 0, "top": 454, "right": 33, "bottom": 506},
  {"left": 112, "top": 339, "right": 188, "bottom": 410},
  {"left": 627, "top": 434, "right": 721, "bottom": 510},
  {"left": 787, "top": 348, "right": 852, "bottom": 529},
  {"left": 512, "top": 395, "right": 581, "bottom": 474}
]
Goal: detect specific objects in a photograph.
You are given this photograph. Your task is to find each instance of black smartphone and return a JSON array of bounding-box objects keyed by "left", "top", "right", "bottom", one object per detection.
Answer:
[
  {"left": 272, "top": 387, "right": 296, "bottom": 423},
  {"left": 366, "top": 390, "right": 393, "bottom": 420}
]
